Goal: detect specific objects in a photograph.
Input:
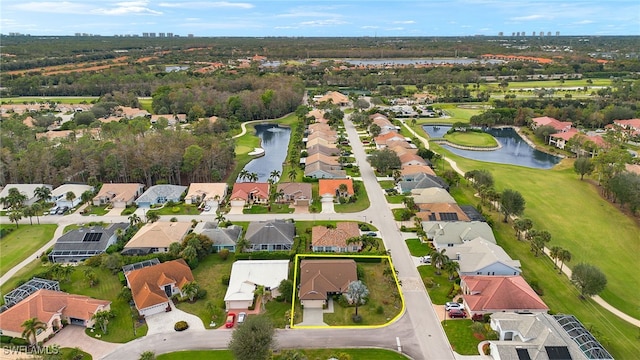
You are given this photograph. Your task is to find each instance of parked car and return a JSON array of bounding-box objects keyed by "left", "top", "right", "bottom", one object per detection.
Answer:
[
  {"left": 366, "top": 232, "right": 377, "bottom": 237},
  {"left": 237, "top": 312, "right": 246, "bottom": 324},
  {"left": 225, "top": 313, "right": 236, "bottom": 328},
  {"left": 421, "top": 255, "right": 431, "bottom": 264},
  {"left": 448, "top": 309, "right": 466, "bottom": 318},
  {"left": 50, "top": 207, "right": 59, "bottom": 215},
  {"left": 203, "top": 205, "right": 211, "bottom": 212},
  {"left": 445, "top": 302, "right": 464, "bottom": 311}
]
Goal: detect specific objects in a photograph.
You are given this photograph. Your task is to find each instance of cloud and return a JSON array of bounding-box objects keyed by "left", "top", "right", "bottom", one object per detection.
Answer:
[
  {"left": 9, "top": 1, "right": 94, "bottom": 14},
  {"left": 573, "top": 19, "right": 595, "bottom": 25},
  {"left": 274, "top": 26, "right": 299, "bottom": 29},
  {"left": 276, "top": 11, "right": 341, "bottom": 18},
  {"left": 361, "top": 25, "right": 379, "bottom": 29},
  {"left": 92, "top": 1, "right": 162, "bottom": 15},
  {"left": 298, "top": 19, "right": 347, "bottom": 27},
  {"left": 510, "top": 14, "right": 546, "bottom": 21},
  {"left": 158, "top": 1, "right": 253, "bottom": 9},
  {"left": 385, "top": 27, "right": 404, "bottom": 31},
  {"left": 392, "top": 20, "right": 415, "bottom": 24}
]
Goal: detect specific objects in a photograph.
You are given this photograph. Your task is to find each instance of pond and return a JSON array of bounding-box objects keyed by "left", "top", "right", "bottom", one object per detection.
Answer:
[
  {"left": 239, "top": 124, "right": 291, "bottom": 182},
  {"left": 422, "top": 125, "right": 561, "bottom": 169}
]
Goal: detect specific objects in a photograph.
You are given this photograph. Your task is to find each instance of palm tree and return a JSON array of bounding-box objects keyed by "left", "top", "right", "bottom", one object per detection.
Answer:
[
  {"left": 430, "top": 249, "right": 449, "bottom": 275},
  {"left": 84, "top": 268, "right": 99, "bottom": 287},
  {"left": 23, "top": 205, "right": 35, "bottom": 225},
  {"left": 443, "top": 260, "right": 460, "bottom": 281},
  {"left": 338, "top": 183, "right": 348, "bottom": 197},
  {"left": 34, "top": 186, "right": 52, "bottom": 204},
  {"left": 235, "top": 237, "right": 250, "bottom": 253},
  {"left": 288, "top": 168, "right": 298, "bottom": 182},
  {"left": 239, "top": 169, "right": 250, "bottom": 182},
  {"left": 181, "top": 281, "right": 200, "bottom": 302},
  {"left": 169, "top": 242, "right": 183, "bottom": 257},
  {"left": 2, "top": 188, "right": 28, "bottom": 210},
  {"left": 248, "top": 172, "right": 259, "bottom": 182},
  {"left": 81, "top": 190, "right": 94, "bottom": 206},
  {"left": 128, "top": 213, "right": 142, "bottom": 227},
  {"left": 31, "top": 203, "right": 42, "bottom": 225},
  {"left": 138, "top": 351, "right": 156, "bottom": 360},
  {"left": 549, "top": 246, "right": 562, "bottom": 269},
  {"left": 8, "top": 209, "right": 23, "bottom": 229},
  {"left": 558, "top": 249, "right": 572, "bottom": 274},
  {"left": 92, "top": 310, "right": 114, "bottom": 334},
  {"left": 21, "top": 317, "right": 47, "bottom": 345},
  {"left": 146, "top": 211, "right": 160, "bottom": 223},
  {"left": 180, "top": 245, "right": 198, "bottom": 263},
  {"left": 513, "top": 218, "right": 533, "bottom": 241},
  {"left": 215, "top": 212, "right": 227, "bottom": 224},
  {"left": 269, "top": 170, "right": 281, "bottom": 183},
  {"left": 65, "top": 191, "right": 76, "bottom": 204},
  {"left": 392, "top": 169, "right": 402, "bottom": 183}
]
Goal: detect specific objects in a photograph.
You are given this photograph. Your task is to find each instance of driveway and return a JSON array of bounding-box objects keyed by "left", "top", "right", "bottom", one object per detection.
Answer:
[
  {"left": 228, "top": 205, "right": 244, "bottom": 214},
  {"left": 49, "top": 325, "right": 120, "bottom": 359},
  {"left": 145, "top": 302, "right": 206, "bottom": 335},
  {"left": 320, "top": 196, "right": 335, "bottom": 214}
]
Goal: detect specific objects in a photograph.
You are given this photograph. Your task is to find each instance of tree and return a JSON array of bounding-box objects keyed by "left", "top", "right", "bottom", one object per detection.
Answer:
[
  {"left": 431, "top": 249, "right": 449, "bottom": 275},
  {"left": 269, "top": 170, "right": 281, "bottom": 183},
  {"left": 571, "top": 263, "right": 607, "bottom": 298},
  {"left": 146, "top": 211, "right": 160, "bottom": 223},
  {"left": 513, "top": 218, "right": 533, "bottom": 240},
  {"left": 228, "top": 315, "right": 275, "bottom": 360},
  {"left": 21, "top": 317, "right": 47, "bottom": 345},
  {"left": 235, "top": 237, "right": 250, "bottom": 253},
  {"left": 574, "top": 158, "right": 594, "bottom": 180},
  {"left": 34, "top": 186, "right": 52, "bottom": 203},
  {"left": 81, "top": 190, "right": 94, "bottom": 205},
  {"left": 355, "top": 98, "right": 370, "bottom": 110},
  {"left": 102, "top": 253, "right": 123, "bottom": 274},
  {"left": 464, "top": 170, "right": 494, "bottom": 190},
  {"left": 169, "top": 242, "right": 182, "bottom": 257},
  {"left": 443, "top": 260, "right": 460, "bottom": 281},
  {"left": 369, "top": 123, "right": 381, "bottom": 137},
  {"left": 2, "top": 187, "right": 28, "bottom": 210},
  {"left": 345, "top": 280, "right": 369, "bottom": 317},
  {"left": 180, "top": 245, "right": 198, "bottom": 264},
  {"left": 278, "top": 279, "right": 294, "bottom": 303},
  {"left": 500, "top": 189, "right": 526, "bottom": 222},
  {"left": 368, "top": 148, "right": 401, "bottom": 174},
  {"left": 128, "top": 213, "right": 142, "bottom": 227},
  {"left": 557, "top": 249, "right": 572, "bottom": 274},
  {"left": 239, "top": 169, "right": 250, "bottom": 182},
  {"left": 8, "top": 209, "right": 23, "bottom": 228},
  {"left": 181, "top": 281, "right": 200, "bottom": 302},
  {"left": 23, "top": 205, "right": 35, "bottom": 225},
  {"left": 65, "top": 191, "right": 76, "bottom": 203},
  {"left": 288, "top": 168, "right": 298, "bottom": 182},
  {"left": 92, "top": 310, "right": 114, "bottom": 334},
  {"left": 549, "top": 246, "right": 562, "bottom": 269},
  {"left": 138, "top": 351, "right": 156, "bottom": 360},
  {"left": 31, "top": 203, "right": 42, "bottom": 225}
]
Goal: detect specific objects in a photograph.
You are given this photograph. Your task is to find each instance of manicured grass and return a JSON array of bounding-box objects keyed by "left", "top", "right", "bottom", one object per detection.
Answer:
[
  {"left": 81, "top": 205, "right": 109, "bottom": 216},
  {"left": 174, "top": 253, "right": 235, "bottom": 328},
  {"left": 264, "top": 299, "right": 291, "bottom": 328},
  {"left": 405, "top": 239, "right": 431, "bottom": 257},
  {"left": 0, "top": 224, "right": 57, "bottom": 275},
  {"left": 334, "top": 181, "right": 370, "bottom": 213},
  {"left": 378, "top": 180, "right": 395, "bottom": 188},
  {"left": 386, "top": 194, "right": 406, "bottom": 204},
  {"left": 441, "top": 319, "right": 480, "bottom": 355},
  {"left": 138, "top": 98, "right": 153, "bottom": 113},
  {"left": 417, "top": 265, "right": 454, "bottom": 305},
  {"left": 500, "top": 78, "right": 612, "bottom": 89},
  {"left": 56, "top": 347, "right": 93, "bottom": 360},
  {"left": 157, "top": 350, "right": 234, "bottom": 360},
  {"left": 444, "top": 131, "right": 498, "bottom": 148},
  {"left": 242, "top": 204, "right": 294, "bottom": 214},
  {"left": 323, "top": 262, "right": 401, "bottom": 326},
  {"left": 146, "top": 203, "right": 201, "bottom": 216}
]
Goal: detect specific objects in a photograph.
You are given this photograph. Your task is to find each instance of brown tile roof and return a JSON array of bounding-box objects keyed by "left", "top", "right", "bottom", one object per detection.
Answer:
[
  {"left": 614, "top": 118, "right": 640, "bottom": 130},
  {"left": 124, "top": 221, "right": 192, "bottom": 250},
  {"left": 461, "top": 275, "right": 548, "bottom": 313},
  {"left": 401, "top": 165, "right": 436, "bottom": 177},
  {"left": 306, "top": 144, "right": 339, "bottom": 157},
  {"left": 316, "top": 91, "right": 349, "bottom": 105},
  {"left": 308, "top": 109, "right": 325, "bottom": 121},
  {"left": 126, "top": 259, "right": 194, "bottom": 311},
  {"left": 0, "top": 289, "right": 110, "bottom": 333},
  {"left": 230, "top": 182, "right": 270, "bottom": 201},
  {"left": 94, "top": 183, "right": 143, "bottom": 204},
  {"left": 276, "top": 182, "right": 312, "bottom": 201},
  {"left": 306, "top": 153, "right": 339, "bottom": 166},
  {"left": 399, "top": 153, "right": 428, "bottom": 166},
  {"left": 374, "top": 132, "right": 404, "bottom": 145},
  {"left": 531, "top": 116, "right": 572, "bottom": 132},
  {"left": 416, "top": 203, "right": 470, "bottom": 221},
  {"left": 185, "top": 183, "right": 228, "bottom": 202},
  {"left": 308, "top": 123, "right": 333, "bottom": 133},
  {"left": 318, "top": 179, "right": 354, "bottom": 197},
  {"left": 312, "top": 222, "right": 361, "bottom": 248},
  {"left": 299, "top": 259, "right": 357, "bottom": 300},
  {"left": 307, "top": 131, "right": 337, "bottom": 142}
]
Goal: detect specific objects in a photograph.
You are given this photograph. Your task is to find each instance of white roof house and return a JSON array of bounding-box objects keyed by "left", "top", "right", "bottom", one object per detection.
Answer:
[
  {"left": 411, "top": 187, "right": 456, "bottom": 204},
  {"left": 0, "top": 184, "right": 52, "bottom": 210},
  {"left": 449, "top": 237, "right": 521, "bottom": 276},
  {"left": 51, "top": 184, "right": 93, "bottom": 208},
  {"left": 422, "top": 221, "right": 496, "bottom": 250},
  {"left": 224, "top": 260, "right": 289, "bottom": 310}
]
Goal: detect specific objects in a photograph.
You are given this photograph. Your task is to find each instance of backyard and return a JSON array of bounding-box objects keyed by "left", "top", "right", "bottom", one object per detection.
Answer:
[{"left": 0, "top": 224, "right": 57, "bottom": 275}]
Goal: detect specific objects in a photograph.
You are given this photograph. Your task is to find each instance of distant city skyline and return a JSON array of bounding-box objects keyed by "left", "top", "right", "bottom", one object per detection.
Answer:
[{"left": 1, "top": 0, "right": 638, "bottom": 37}]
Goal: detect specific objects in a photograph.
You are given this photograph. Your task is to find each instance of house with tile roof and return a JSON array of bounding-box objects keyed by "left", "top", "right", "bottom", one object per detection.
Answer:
[
  {"left": 549, "top": 130, "right": 607, "bottom": 156},
  {"left": 399, "top": 153, "right": 429, "bottom": 167},
  {"left": 51, "top": 184, "right": 93, "bottom": 208},
  {"left": 0, "top": 289, "right": 110, "bottom": 343},
  {"left": 276, "top": 182, "right": 313, "bottom": 206},
  {"left": 49, "top": 222, "right": 128, "bottom": 263},
  {"left": 193, "top": 222, "right": 242, "bottom": 252},
  {"left": 422, "top": 221, "right": 496, "bottom": 250},
  {"left": 613, "top": 118, "right": 640, "bottom": 133},
  {"left": 306, "top": 144, "right": 340, "bottom": 157},
  {"left": 374, "top": 132, "right": 406, "bottom": 149},
  {"left": 229, "top": 182, "right": 270, "bottom": 207},
  {"left": 530, "top": 116, "right": 572, "bottom": 133},
  {"left": 315, "top": 91, "right": 350, "bottom": 106},
  {"left": 401, "top": 164, "right": 436, "bottom": 177},
  {"left": 184, "top": 183, "right": 228, "bottom": 209},
  {"left": 224, "top": 260, "right": 290, "bottom": 310},
  {"left": 122, "top": 221, "right": 192, "bottom": 255},
  {"left": 125, "top": 259, "right": 194, "bottom": 316},
  {"left": 460, "top": 275, "right": 548, "bottom": 316},
  {"left": 318, "top": 178, "right": 354, "bottom": 199},
  {"left": 449, "top": 237, "right": 521, "bottom": 276},
  {"left": 245, "top": 220, "right": 295, "bottom": 252},
  {"left": 305, "top": 137, "right": 335, "bottom": 148},
  {"left": 134, "top": 184, "right": 187, "bottom": 208},
  {"left": 307, "top": 130, "right": 338, "bottom": 142},
  {"left": 304, "top": 153, "right": 340, "bottom": 167},
  {"left": 304, "top": 161, "right": 347, "bottom": 179},
  {"left": 411, "top": 187, "right": 456, "bottom": 204},
  {"left": 0, "top": 184, "right": 53, "bottom": 211},
  {"left": 92, "top": 183, "right": 144, "bottom": 208},
  {"left": 299, "top": 259, "right": 357, "bottom": 308},
  {"left": 312, "top": 222, "right": 362, "bottom": 253},
  {"left": 415, "top": 202, "right": 470, "bottom": 222}
]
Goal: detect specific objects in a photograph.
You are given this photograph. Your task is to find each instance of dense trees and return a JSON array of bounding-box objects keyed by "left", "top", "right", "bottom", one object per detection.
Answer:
[
  {"left": 571, "top": 263, "right": 607, "bottom": 298},
  {"left": 368, "top": 148, "right": 401, "bottom": 174}
]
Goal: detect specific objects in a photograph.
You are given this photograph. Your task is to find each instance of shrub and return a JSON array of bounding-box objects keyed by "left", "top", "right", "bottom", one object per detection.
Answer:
[
  {"left": 351, "top": 314, "right": 362, "bottom": 323},
  {"left": 11, "top": 337, "right": 29, "bottom": 346},
  {"left": 196, "top": 289, "right": 207, "bottom": 300},
  {"left": 170, "top": 217, "right": 178, "bottom": 222},
  {"left": 376, "top": 305, "right": 384, "bottom": 314},
  {"left": 171, "top": 207, "right": 180, "bottom": 213},
  {"left": 423, "top": 277, "right": 434, "bottom": 288},
  {"left": 0, "top": 335, "right": 13, "bottom": 344},
  {"left": 218, "top": 249, "right": 230, "bottom": 260},
  {"left": 221, "top": 275, "right": 230, "bottom": 285},
  {"left": 174, "top": 321, "right": 189, "bottom": 331},
  {"left": 528, "top": 280, "right": 544, "bottom": 295}
]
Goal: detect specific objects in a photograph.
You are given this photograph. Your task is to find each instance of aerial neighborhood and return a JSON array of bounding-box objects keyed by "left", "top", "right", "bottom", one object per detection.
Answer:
[{"left": 0, "top": 30, "right": 638, "bottom": 360}]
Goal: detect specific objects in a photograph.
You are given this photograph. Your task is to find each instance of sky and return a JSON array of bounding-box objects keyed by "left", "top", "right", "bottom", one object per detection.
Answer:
[{"left": 1, "top": 0, "right": 639, "bottom": 37}]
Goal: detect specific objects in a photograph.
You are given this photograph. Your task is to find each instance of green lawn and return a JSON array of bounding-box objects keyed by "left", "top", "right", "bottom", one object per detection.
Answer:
[
  {"left": 441, "top": 319, "right": 480, "bottom": 355},
  {"left": 81, "top": 205, "right": 109, "bottom": 216},
  {"left": 138, "top": 98, "right": 153, "bottom": 113},
  {"left": 500, "top": 78, "right": 612, "bottom": 89},
  {"left": 386, "top": 194, "right": 406, "bottom": 204},
  {"left": 417, "top": 265, "right": 454, "bottom": 305},
  {"left": 158, "top": 349, "right": 408, "bottom": 360},
  {"left": 334, "top": 181, "right": 370, "bottom": 213},
  {"left": 264, "top": 300, "right": 291, "bottom": 328},
  {"left": 157, "top": 350, "right": 234, "bottom": 360},
  {"left": 444, "top": 131, "right": 498, "bottom": 148},
  {"left": 405, "top": 239, "right": 431, "bottom": 257},
  {"left": 56, "top": 347, "right": 93, "bottom": 360},
  {"left": 0, "top": 224, "right": 57, "bottom": 275},
  {"left": 243, "top": 204, "right": 294, "bottom": 214},
  {"left": 378, "top": 180, "right": 395, "bottom": 188},
  {"left": 146, "top": 203, "right": 201, "bottom": 216},
  {"left": 174, "top": 253, "right": 235, "bottom": 328}
]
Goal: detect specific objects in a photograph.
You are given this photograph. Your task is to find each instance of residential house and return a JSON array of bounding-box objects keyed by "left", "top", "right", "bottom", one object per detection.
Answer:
[
  {"left": 229, "top": 182, "right": 270, "bottom": 207},
  {"left": 401, "top": 164, "right": 436, "bottom": 177},
  {"left": 304, "top": 153, "right": 340, "bottom": 166},
  {"left": 422, "top": 221, "right": 496, "bottom": 250},
  {"left": 49, "top": 223, "right": 128, "bottom": 263},
  {"left": 530, "top": 116, "right": 572, "bottom": 133},
  {"left": 245, "top": 220, "right": 295, "bottom": 252},
  {"left": 308, "top": 122, "right": 334, "bottom": 134},
  {"left": 415, "top": 202, "right": 470, "bottom": 222},
  {"left": 613, "top": 118, "right": 640, "bottom": 136},
  {"left": 449, "top": 237, "right": 521, "bottom": 276},
  {"left": 398, "top": 172, "right": 448, "bottom": 194},
  {"left": 305, "top": 137, "right": 335, "bottom": 148},
  {"left": 318, "top": 178, "right": 354, "bottom": 200},
  {"left": 311, "top": 222, "right": 362, "bottom": 253},
  {"left": 193, "top": 222, "right": 242, "bottom": 252},
  {"left": 370, "top": 114, "right": 397, "bottom": 134},
  {"left": 315, "top": 91, "right": 350, "bottom": 106},
  {"left": 399, "top": 153, "right": 428, "bottom": 167},
  {"left": 125, "top": 259, "right": 194, "bottom": 316},
  {"left": 116, "top": 106, "right": 150, "bottom": 119},
  {"left": 298, "top": 259, "right": 357, "bottom": 308},
  {"left": 307, "top": 109, "right": 327, "bottom": 123},
  {"left": 51, "top": 184, "right": 93, "bottom": 208},
  {"left": 304, "top": 162, "right": 347, "bottom": 179},
  {"left": 306, "top": 144, "right": 339, "bottom": 157},
  {"left": 489, "top": 313, "right": 612, "bottom": 360},
  {"left": 0, "top": 184, "right": 52, "bottom": 210},
  {"left": 276, "top": 182, "right": 313, "bottom": 206},
  {"left": 122, "top": 221, "right": 192, "bottom": 255},
  {"left": 307, "top": 130, "right": 338, "bottom": 142},
  {"left": 411, "top": 187, "right": 456, "bottom": 205},
  {"left": 0, "top": 289, "right": 110, "bottom": 344},
  {"left": 374, "top": 132, "right": 406, "bottom": 149},
  {"left": 92, "top": 183, "right": 144, "bottom": 208},
  {"left": 134, "top": 184, "right": 187, "bottom": 208},
  {"left": 184, "top": 183, "right": 228, "bottom": 209},
  {"left": 224, "top": 260, "right": 290, "bottom": 309},
  {"left": 460, "top": 275, "right": 549, "bottom": 317}
]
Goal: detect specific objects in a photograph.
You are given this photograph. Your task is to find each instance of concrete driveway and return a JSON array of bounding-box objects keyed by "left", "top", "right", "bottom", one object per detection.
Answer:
[
  {"left": 320, "top": 196, "right": 335, "bottom": 214},
  {"left": 228, "top": 205, "right": 244, "bottom": 214},
  {"left": 50, "top": 325, "right": 120, "bottom": 359},
  {"left": 145, "top": 303, "right": 206, "bottom": 335}
]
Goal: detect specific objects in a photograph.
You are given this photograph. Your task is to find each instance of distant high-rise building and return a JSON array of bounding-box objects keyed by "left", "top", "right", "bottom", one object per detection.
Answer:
[
  {"left": 522, "top": 31, "right": 526, "bottom": 36},
  {"left": 150, "top": 32, "right": 156, "bottom": 37},
  {"left": 516, "top": 32, "right": 521, "bottom": 36},
  {"left": 188, "top": 34, "right": 194, "bottom": 38},
  {"left": 143, "top": 32, "right": 149, "bottom": 37},
  {"left": 556, "top": 31, "right": 560, "bottom": 36},
  {"left": 540, "top": 30, "right": 544, "bottom": 36},
  {"left": 512, "top": 32, "right": 516, "bottom": 36},
  {"left": 498, "top": 32, "right": 504, "bottom": 36},
  {"left": 532, "top": 31, "right": 536, "bottom": 36},
  {"left": 159, "top": 32, "right": 165, "bottom": 37},
  {"left": 75, "top": 33, "right": 81, "bottom": 36},
  {"left": 547, "top": 32, "right": 552, "bottom": 36},
  {"left": 167, "top": 32, "right": 174, "bottom": 37}
]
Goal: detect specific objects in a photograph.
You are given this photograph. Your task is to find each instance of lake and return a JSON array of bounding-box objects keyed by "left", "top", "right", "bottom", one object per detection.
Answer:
[
  {"left": 239, "top": 124, "right": 291, "bottom": 182},
  {"left": 422, "top": 125, "right": 561, "bottom": 169}
]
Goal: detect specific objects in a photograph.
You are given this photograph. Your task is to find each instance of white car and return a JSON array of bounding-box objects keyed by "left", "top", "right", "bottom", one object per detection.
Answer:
[
  {"left": 445, "top": 302, "right": 464, "bottom": 311},
  {"left": 237, "top": 312, "right": 247, "bottom": 324},
  {"left": 421, "top": 255, "right": 431, "bottom": 264}
]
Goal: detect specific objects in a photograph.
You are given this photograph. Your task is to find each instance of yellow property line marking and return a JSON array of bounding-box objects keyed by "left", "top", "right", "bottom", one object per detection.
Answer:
[{"left": 290, "top": 253, "right": 406, "bottom": 329}]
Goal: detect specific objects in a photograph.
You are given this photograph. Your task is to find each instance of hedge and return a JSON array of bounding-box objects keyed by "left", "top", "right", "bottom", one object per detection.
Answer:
[{"left": 234, "top": 251, "right": 291, "bottom": 260}]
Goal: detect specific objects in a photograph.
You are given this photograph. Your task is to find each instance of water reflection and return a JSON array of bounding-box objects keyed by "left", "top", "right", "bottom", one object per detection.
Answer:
[
  {"left": 239, "top": 124, "right": 291, "bottom": 182},
  {"left": 422, "top": 125, "right": 561, "bottom": 169}
]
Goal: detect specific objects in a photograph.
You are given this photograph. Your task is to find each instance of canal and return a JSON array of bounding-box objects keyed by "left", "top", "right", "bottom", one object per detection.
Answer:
[{"left": 239, "top": 124, "right": 291, "bottom": 182}]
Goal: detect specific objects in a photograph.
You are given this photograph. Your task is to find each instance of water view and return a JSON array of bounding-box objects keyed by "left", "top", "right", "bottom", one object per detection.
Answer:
[
  {"left": 239, "top": 124, "right": 291, "bottom": 182},
  {"left": 423, "top": 125, "right": 561, "bottom": 169}
]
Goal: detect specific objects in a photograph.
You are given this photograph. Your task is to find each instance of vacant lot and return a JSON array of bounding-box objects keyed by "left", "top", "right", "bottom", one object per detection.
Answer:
[{"left": 0, "top": 224, "right": 57, "bottom": 275}]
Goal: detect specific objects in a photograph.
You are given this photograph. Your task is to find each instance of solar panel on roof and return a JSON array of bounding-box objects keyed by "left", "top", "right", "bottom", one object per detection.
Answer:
[
  {"left": 439, "top": 212, "right": 459, "bottom": 221},
  {"left": 545, "top": 346, "right": 572, "bottom": 360},
  {"left": 83, "top": 232, "right": 103, "bottom": 242},
  {"left": 516, "top": 348, "right": 532, "bottom": 360}
]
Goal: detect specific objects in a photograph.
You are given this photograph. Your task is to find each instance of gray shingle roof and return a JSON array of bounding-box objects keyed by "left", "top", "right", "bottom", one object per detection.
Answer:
[
  {"left": 135, "top": 185, "right": 187, "bottom": 203},
  {"left": 52, "top": 223, "right": 128, "bottom": 252},
  {"left": 193, "top": 222, "right": 242, "bottom": 247},
  {"left": 246, "top": 220, "right": 295, "bottom": 245}
]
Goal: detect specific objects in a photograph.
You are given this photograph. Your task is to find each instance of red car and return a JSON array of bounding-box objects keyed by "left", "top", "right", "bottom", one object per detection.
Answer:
[
  {"left": 225, "top": 312, "right": 236, "bottom": 328},
  {"left": 448, "top": 309, "right": 466, "bottom": 318}
]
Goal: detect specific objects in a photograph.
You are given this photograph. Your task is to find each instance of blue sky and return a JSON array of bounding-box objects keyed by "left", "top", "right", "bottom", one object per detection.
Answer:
[{"left": 1, "top": 0, "right": 638, "bottom": 37}]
